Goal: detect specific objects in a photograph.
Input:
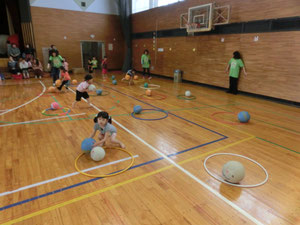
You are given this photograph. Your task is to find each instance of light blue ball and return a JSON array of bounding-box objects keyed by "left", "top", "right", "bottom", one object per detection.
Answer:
[
  {"left": 112, "top": 80, "right": 117, "bottom": 85},
  {"left": 96, "top": 89, "right": 102, "bottom": 95},
  {"left": 144, "top": 83, "right": 148, "bottom": 88},
  {"left": 238, "top": 111, "right": 250, "bottom": 123},
  {"left": 133, "top": 105, "right": 142, "bottom": 114},
  {"left": 81, "top": 138, "right": 96, "bottom": 152},
  {"left": 111, "top": 75, "right": 115, "bottom": 80}
]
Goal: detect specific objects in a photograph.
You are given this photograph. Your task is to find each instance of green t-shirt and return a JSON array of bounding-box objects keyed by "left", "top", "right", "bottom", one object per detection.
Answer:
[
  {"left": 229, "top": 58, "right": 244, "bottom": 78},
  {"left": 141, "top": 54, "right": 151, "bottom": 68},
  {"left": 91, "top": 59, "right": 98, "bottom": 68},
  {"left": 49, "top": 55, "right": 63, "bottom": 68}
]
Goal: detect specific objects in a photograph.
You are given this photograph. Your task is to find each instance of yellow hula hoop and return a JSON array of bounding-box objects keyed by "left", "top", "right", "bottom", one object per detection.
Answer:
[{"left": 74, "top": 147, "right": 135, "bottom": 178}]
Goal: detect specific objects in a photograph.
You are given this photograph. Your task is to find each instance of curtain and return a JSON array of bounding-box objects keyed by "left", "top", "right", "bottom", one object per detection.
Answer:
[{"left": 118, "top": 0, "right": 132, "bottom": 72}]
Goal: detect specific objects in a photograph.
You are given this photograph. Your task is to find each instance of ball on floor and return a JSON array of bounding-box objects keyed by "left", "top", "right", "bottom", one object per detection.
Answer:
[
  {"left": 222, "top": 161, "right": 245, "bottom": 183},
  {"left": 48, "top": 86, "right": 55, "bottom": 93},
  {"left": 185, "top": 90, "right": 191, "bottom": 97},
  {"left": 238, "top": 111, "right": 250, "bottom": 123},
  {"left": 90, "top": 147, "right": 106, "bottom": 161},
  {"left": 72, "top": 79, "right": 78, "bottom": 85},
  {"left": 111, "top": 75, "right": 115, "bottom": 80},
  {"left": 145, "top": 89, "right": 152, "bottom": 96},
  {"left": 134, "top": 75, "right": 139, "bottom": 80},
  {"left": 144, "top": 83, "right": 148, "bottom": 88},
  {"left": 55, "top": 79, "right": 62, "bottom": 87},
  {"left": 81, "top": 138, "right": 96, "bottom": 153},
  {"left": 50, "top": 102, "right": 60, "bottom": 110},
  {"left": 133, "top": 105, "right": 142, "bottom": 114},
  {"left": 112, "top": 80, "right": 117, "bottom": 85},
  {"left": 125, "top": 75, "right": 130, "bottom": 80},
  {"left": 96, "top": 89, "right": 103, "bottom": 95},
  {"left": 88, "top": 84, "right": 96, "bottom": 91}
]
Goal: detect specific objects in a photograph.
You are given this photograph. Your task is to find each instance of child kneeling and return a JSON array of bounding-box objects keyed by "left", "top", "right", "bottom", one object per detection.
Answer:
[{"left": 90, "top": 111, "right": 125, "bottom": 149}]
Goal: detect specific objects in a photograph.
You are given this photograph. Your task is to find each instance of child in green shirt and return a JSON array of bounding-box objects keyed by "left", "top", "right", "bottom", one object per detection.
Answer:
[{"left": 225, "top": 51, "right": 247, "bottom": 94}]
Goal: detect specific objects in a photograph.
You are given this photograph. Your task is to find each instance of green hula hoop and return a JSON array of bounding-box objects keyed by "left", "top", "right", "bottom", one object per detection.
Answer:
[
  {"left": 42, "top": 108, "right": 71, "bottom": 116},
  {"left": 176, "top": 95, "right": 196, "bottom": 100}
]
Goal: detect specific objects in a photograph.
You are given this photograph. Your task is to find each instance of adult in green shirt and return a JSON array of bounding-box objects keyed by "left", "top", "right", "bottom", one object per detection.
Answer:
[
  {"left": 141, "top": 50, "right": 152, "bottom": 80},
  {"left": 48, "top": 51, "right": 63, "bottom": 86},
  {"left": 225, "top": 51, "right": 247, "bottom": 95}
]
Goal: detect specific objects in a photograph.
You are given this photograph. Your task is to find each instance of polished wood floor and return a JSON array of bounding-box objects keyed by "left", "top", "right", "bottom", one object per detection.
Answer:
[{"left": 0, "top": 72, "right": 299, "bottom": 225}]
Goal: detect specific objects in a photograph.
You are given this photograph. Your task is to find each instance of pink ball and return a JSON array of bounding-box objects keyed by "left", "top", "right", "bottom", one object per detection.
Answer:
[{"left": 50, "top": 102, "right": 60, "bottom": 110}]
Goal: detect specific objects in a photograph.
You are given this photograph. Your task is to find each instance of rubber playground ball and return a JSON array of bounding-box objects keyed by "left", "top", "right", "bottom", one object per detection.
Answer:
[
  {"left": 81, "top": 138, "right": 96, "bottom": 153},
  {"left": 125, "top": 74, "right": 131, "bottom": 80},
  {"left": 133, "top": 105, "right": 142, "bottom": 114},
  {"left": 96, "top": 89, "right": 103, "bottom": 95},
  {"left": 112, "top": 80, "right": 117, "bottom": 85},
  {"left": 134, "top": 75, "right": 139, "bottom": 80},
  {"left": 90, "top": 147, "right": 106, "bottom": 161},
  {"left": 185, "top": 90, "right": 191, "bottom": 97},
  {"left": 88, "top": 84, "right": 96, "bottom": 91},
  {"left": 144, "top": 83, "right": 148, "bottom": 88},
  {"left": 222, "top": 161, "right": 245, "bottom": 183},
  {"left": 111, "top": 75, "right": 116, "bottom": 80},
  {"left": 72, "top": 79, "right": 78, "bottom": 85},
  {"left": 50, "top": 102, "right": 60, "bottom": 110},
  {"left": 145, "top": 89, "right": 152, "bottom": 96},
  {"left": 55, "top": 79, "right": 62, "bottom": 87},
  {"left": 48, "top": 86, "right": 55, "bottom": 93},
  {"left": 238, "top": 111, "right": 250, "bottom": 123}
]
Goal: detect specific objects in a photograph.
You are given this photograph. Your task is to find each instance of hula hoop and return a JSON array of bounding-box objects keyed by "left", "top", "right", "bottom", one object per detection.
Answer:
[
  {"left": 131, "top": 109, "right": 168, "bottom": 121},
  {"left": 139, "top": 84, "right": 160, "bottom": 90},
  {"left": 139, "top": 93, "right": 167, "bottom": 101},
  {"left": 211, "top": 111, "right": 244, "bottom": 125},
  {"left": 42, "top": 108, "right": 71, "bottom": 116},
  {"left": 177, "top": 95, "right": 196, "bottom": 100},
  {"left": 204, "top": 153, "right": 269, "bottom": 188},
  {"left": 75, "top": 147, "right": 135, "bottom": 178},
  {"left": 90, "top": 90, "right": 110, "bottom": 96}
]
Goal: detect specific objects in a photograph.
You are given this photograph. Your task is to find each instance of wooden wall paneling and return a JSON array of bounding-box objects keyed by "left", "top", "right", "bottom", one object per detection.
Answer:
[{"left": 30, "top": 7, "right": 125, "bottom": 70}]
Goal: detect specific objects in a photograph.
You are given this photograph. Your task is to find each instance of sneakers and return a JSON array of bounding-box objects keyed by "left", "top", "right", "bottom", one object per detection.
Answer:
[{"left": 52, "top": 83, "right": 55, "bottom": 86}]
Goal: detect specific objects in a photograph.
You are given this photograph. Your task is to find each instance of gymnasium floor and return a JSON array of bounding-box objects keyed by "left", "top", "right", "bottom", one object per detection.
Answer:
[{"left": 0, "top": 72, "right": 299, "bottom": 225}]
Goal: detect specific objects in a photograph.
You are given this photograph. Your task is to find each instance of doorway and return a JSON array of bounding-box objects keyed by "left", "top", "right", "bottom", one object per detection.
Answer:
[{"left": 80, "top": 41, "right": 105, "bottom": 70}]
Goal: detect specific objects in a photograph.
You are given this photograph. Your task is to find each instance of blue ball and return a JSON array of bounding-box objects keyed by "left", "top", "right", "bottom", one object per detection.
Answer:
[
  {"left": 81, "top": 138, "right": 96, "bottom": 152},
  {"left": 111, "top": 75, "right": 115, "bottom": 80},
  {"left": 96, "top": 89, "right": 102, "bottom": 95},
  {"left": 238, "top": 111, "right": 250, "bottom": 123},
  {"left": 144, "top": 83, "right": 148, "bottom": 88},
  {"left": 133, "top": 105, "right": 142, "bottom": 114},
  {"left": 112, "top": 80, "right": 117, "bottom": 85}
]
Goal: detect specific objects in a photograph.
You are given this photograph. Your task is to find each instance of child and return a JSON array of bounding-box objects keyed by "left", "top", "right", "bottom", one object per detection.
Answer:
[
  {"left": 121, "top": 68, "right": 135, "bottom": 85},
  {"left": 225, "top": 51, "right": 247, "bottom": 95},
  {"left": 57, "top": 66, "right": 71, "bottom": 91},
  {"left": 62, "top": 57, "right": 69, "bottom": 71},
  {"left": 87, "top": 59, "right": 93, "bottom": 73},
  {"left": 91, "top": 57, "right": 98, "bottom": 74},
  {"left": 72, "top": 74, "right": 93, "bottom": 108},
  {"left": 32, "top": 58, "right": 43, "bottom": 79},
  {"left": 101, "top": 56, "right": 108, "bottom": 79},
  {"left": 19, "top": 58, "right": 30, "bottom": 79},
  {"left": 141, "top": 49, "right": 152, "bottom": 80},
  {"left": 90, "top": 111, "right": 125, "bottom": 149}
]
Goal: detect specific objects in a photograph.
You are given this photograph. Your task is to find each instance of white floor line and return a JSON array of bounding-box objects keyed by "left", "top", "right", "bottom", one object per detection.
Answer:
[
  {"left": 0, "top": 155, "right": 139, "bottom": 197},
  {"left": 0, "top": 113, "right": 86, "bottom": 127},
  {"left": 0, "top": 109, "right": 8, "bottom": 112},
  {"left": 0, "top": 80, "right": 46, "bottom": 116},
  {"left": 69, "top": 88, "right": 263, "bottom": 225}
]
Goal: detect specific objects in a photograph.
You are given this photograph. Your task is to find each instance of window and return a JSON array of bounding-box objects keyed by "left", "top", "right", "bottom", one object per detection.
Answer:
[{"left": 132, "top": 0, "right": 184, "bottom": 14}]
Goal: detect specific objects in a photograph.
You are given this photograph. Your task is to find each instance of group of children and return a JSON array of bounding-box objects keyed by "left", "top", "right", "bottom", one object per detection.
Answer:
[
  {"left": 87, "top": 56, "right": 108, "bottom": 80},
  {"left": 71, "top": 73, "right": 125, "bottom": 149},
  {"left": 8, "top": 56, "right": 44, "bottom": 79}
]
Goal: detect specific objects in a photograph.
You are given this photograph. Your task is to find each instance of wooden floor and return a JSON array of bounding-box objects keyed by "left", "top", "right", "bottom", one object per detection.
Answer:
[{"left": 0, "top": 72, "right": 299, "bottom": 225}]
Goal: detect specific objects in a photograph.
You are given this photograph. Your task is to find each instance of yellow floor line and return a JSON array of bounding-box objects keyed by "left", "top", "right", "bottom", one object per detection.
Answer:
[{"left": 1, "top": 137, "right": 254, "bottom": 225}]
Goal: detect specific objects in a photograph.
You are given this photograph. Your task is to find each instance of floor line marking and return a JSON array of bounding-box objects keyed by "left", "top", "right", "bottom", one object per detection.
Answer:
[
  {"left": 1, "top": 137, "right": 256, "bottom": 225},
  {"left": 0, "top": 80, "right": 46, "bottom": 116},
  {"left": 0, "top": 155, "right": 139, "bottom": 197},
  {"left": 0, "top": 113, "right": 86, "bottom": 127},
  {"left": 68, "top": 87, "right": 264, "bottom": 225}
]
